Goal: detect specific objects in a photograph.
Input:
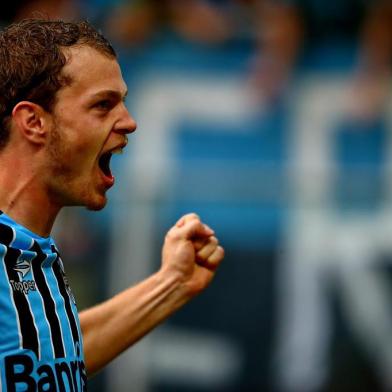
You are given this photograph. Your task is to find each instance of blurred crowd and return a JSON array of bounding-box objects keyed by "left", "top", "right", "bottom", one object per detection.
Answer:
[{"left": 3, "top": 0, "right": 392, "bottom": 117}]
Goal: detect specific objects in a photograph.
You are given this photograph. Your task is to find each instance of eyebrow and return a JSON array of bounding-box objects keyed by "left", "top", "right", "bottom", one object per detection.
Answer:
[{"left": 89, "top": 89, "right": 128, "bottom": 101}]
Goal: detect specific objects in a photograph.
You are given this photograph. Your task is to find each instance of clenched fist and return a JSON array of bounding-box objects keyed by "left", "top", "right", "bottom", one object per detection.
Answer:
[{"left": 161, "top": 213, "right": 224, "bottom": 296}]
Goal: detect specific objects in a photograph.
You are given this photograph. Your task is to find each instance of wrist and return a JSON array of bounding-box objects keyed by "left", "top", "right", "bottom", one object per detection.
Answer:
[{"left": 154, "top": 267, "right": 193, "bottom": 308}]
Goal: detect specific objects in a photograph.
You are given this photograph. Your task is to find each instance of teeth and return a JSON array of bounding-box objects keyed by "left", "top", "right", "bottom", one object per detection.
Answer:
[{"left": 111, "top": 147, "right": 123, "bottom": 155}]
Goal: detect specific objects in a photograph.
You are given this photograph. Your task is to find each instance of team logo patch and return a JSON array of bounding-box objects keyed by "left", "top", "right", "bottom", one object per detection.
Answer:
[
  {"left": 14, "top": 258, "right": 31, "bottom": 279},
  {"left": 10, "top": 257, "right": 37, "bottom": 295}
]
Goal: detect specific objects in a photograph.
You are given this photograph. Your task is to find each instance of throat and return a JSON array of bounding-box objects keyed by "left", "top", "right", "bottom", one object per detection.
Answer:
[
  {"left": 0, "top": 199, "right": 58, "bottom": 237},
  {"left": 0, "top": 176, "right": 60, "bottom": 237}
]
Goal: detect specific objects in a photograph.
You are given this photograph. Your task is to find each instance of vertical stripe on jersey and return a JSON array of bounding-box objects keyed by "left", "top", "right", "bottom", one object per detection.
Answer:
[
  {"left": 30, "top": 240, "right": 65, "bottom": 358},
  {"left": 0, "top": 222, "right": 13, "bottom": 245},
  {"left": 51, "top": 246, "right": 80, "bottom": 349},
  {"left": 0, "top": 223, "right": 39, "bottom": 357}
]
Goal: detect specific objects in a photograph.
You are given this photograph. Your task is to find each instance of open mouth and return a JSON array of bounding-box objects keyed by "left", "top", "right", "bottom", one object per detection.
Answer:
[
  {"left": 98, "top": 152, "right": 113, "bottom": 178},
  {"left": 98, "top": 147, "right": 124, "bottom": 179}
]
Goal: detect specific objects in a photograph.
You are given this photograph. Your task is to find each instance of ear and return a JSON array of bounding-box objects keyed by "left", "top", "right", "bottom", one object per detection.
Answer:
[{"left": 11, "top": 101, "right": 50, "bottom": 146}]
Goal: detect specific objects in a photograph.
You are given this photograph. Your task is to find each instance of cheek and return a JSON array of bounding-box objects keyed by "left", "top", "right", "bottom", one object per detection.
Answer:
[
  {"left": 57, "top": 136, "right": 98, "bottom": 166},
  {"left": 50, "top": 116, "right": 108, "bottom": 169}
]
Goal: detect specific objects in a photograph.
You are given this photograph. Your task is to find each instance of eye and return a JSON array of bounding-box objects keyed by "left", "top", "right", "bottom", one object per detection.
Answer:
[{"left": 94, "top": 100, "right": 113, "bottom": 110}]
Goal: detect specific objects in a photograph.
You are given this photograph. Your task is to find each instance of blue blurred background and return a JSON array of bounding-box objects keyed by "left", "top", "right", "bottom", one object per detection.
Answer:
[{"left": 5, "top": 0, "right": 392, "bottom": 391}]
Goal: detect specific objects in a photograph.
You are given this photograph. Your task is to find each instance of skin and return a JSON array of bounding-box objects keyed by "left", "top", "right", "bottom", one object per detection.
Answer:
[{"left": 0, "top": 45, "right": 224, "bottom": 375}]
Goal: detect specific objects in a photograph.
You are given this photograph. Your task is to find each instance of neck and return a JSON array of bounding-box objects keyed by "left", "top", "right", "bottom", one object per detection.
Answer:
[{"left": 0, "top": 150, "right": 61, "bottom": 237}]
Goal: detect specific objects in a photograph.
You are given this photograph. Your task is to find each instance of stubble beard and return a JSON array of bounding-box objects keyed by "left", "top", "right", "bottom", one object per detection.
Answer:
[{"left": 47, "top": 121, "right": 106, "bottom": 210}]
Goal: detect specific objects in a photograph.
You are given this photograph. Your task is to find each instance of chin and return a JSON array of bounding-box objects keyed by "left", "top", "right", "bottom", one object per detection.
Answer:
[
  {"left": 86, "top": 198, "right": 107, "bottom": 211},
  {"left": 82, "top": 191, "right": 108, "bottom": 211},
  {"left": 86, "top": 204, "right": 106, "bottom": 211}
]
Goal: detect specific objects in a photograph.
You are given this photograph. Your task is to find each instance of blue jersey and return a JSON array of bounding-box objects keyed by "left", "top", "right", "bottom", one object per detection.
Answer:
[{"left": 0, "top": 211, "right": 86, "bottom": 391}]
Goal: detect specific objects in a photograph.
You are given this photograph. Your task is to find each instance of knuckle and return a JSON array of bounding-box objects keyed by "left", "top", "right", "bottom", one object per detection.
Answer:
[
  {"left": 166, "top": 228, "right": 179, "bottom": 241},
  {"left": 188, "top": 220, "right": 202, "bottom": 232},
  {"left": 209, "top": 236, "right": 219, "bottom": 245},
  {"left": 209, "top": 246, "right": 223, "bottom": 260},
  {"left": 186, "top": 212, "right": 200, "bottom": 221}
]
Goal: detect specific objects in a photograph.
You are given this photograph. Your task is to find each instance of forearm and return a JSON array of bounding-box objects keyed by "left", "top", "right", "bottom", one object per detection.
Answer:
[
  {"left": 250, "top": 3, "right": 303, "bottom": 99},
  {"left": 80, "top": 269, "right": 191, "bottom": 376},
  {"left": 80, "top": 213, "right": 224, "bottom": 377},
  {"left": 258, "top": 3, "right": 303, "bottom": 69},
  {"left": 360, "top": 1, "right": 392, "bottom": 72}
]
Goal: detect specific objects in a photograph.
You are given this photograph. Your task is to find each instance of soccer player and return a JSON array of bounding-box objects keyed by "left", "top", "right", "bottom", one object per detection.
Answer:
[{"left": 0, "top": 19, "right": 224, "bottom": 391}]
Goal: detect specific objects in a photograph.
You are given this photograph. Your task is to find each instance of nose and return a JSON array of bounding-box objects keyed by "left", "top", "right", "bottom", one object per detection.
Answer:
[{"left": 115, "top": 104, "right": 137, "bottom": 135}]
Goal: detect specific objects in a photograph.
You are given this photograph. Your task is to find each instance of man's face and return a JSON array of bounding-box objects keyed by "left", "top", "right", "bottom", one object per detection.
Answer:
[{"left": 45, "top": 45, "right": 136, "bottom": 210}]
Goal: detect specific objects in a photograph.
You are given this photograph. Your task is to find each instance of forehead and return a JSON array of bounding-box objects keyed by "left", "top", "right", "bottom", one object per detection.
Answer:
[{"left": 58, "top": 45, "right": 127, "bottom": 100}]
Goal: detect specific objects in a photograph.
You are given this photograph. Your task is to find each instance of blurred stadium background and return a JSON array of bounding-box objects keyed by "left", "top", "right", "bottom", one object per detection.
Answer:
[{"left": 5, "top": 0, "right": 392, "bottom": 391}]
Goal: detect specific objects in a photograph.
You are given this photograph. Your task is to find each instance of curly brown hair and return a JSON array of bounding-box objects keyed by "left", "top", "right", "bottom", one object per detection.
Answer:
[{"left": 0, "top": 18, "right": 116, "bottom": 149}]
